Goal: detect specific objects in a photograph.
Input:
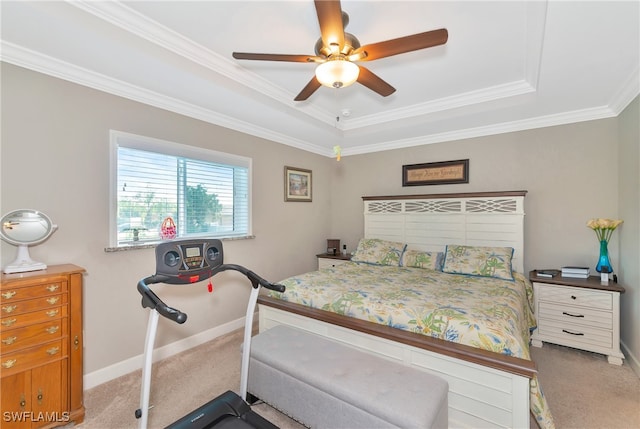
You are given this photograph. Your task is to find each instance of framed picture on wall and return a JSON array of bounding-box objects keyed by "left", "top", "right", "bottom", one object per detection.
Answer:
[
  {"left": 402, "top": 159, "right": 469, "bottom": 186},
  {"left": 284, "top": 166, "right": 312, "bottom": 202}
]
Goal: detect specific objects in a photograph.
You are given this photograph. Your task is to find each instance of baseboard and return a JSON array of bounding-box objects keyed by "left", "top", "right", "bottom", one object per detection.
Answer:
[
  {"left": 84, "top": 315, "right": 246, "bottom": 390},
  {"left": 621, "top": 339, "right": 640, "bottom": 378}
]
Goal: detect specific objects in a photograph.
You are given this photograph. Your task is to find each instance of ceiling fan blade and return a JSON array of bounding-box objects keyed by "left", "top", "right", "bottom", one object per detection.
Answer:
[
  {"left": 355, "top": 28, "right": 448, "bottom": 61},
  {"left": 314, "top": 0, "right": 344, "bottom": 53},
  {"left": 233, "top": 52, "right": 322, "bottom": 63},
  {"left": 294, "top": 76, "right": 322, "bottom": 101},
  {"left": 356, "top": 66, "right": 396, "bottom": 97}
]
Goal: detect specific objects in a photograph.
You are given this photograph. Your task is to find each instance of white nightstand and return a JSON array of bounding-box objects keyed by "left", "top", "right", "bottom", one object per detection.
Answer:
[
  {"left": 316, "top": 253, "right": 352, "bottom": 270},
  {"left": 529, "top": 271, "right": 625, "bottom": 365}
]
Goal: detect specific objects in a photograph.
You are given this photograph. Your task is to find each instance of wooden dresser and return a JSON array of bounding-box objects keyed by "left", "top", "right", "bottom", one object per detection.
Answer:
[{"left": 1, "top": 265, "right": 85, "bottom": 428}]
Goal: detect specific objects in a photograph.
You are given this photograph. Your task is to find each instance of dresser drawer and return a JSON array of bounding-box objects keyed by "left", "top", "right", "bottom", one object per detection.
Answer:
[
  {"left": 538, "top": 302, "right": 613, "bottom": 330},
  {"left": 1, "top": 305, "right": 67, "bottom": 330},
  {"left": 1, "top": 318, "right": 68, "bottom": 354},
  {"left": 537, "top": 318, "right": 612, "bottom": 349},
  {"left": 1, "top": 281, "right": 67, "bottom": 302},
  {"left": 0, "top": 339, "right": 67, "bottom": 377},
  {"left": 1, "top": 294, "right": 68, "bottom": 317},
  {"left": 537, "top": 284, "right": 612, "bottom": 310}
]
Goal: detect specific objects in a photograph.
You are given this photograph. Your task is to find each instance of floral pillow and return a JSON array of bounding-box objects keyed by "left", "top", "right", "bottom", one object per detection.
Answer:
[
  {"left": 351, "top": 238, "right": 406, "bottom": 267},
  {"left": 442, "top": 245, "right": 515, "bottom": 280},
  {"left": 401, "top": 250, "right": 444, "bottom": 271}
]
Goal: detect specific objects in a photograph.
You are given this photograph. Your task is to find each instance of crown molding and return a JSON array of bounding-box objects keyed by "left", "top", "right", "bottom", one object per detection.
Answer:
[
  {"left": 608, "top": 66, "right": 640, "bottom": 115},
  {"left": 342, "top": 80, "right": 535, "bottom": 131},
  {"left": 342, "top": 104, "right": 618, "bottom": 157},
  {"left": 68, "top": 1, "right": 336, "bottom": 125},
  {"left": 0, "top": 41, "right": 327, "bottom": 156}
]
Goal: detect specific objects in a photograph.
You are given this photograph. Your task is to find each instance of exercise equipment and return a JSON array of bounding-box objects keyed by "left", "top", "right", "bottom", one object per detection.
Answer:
[{"left": 135, "top": 238, "right": 285, "bottom": 429}]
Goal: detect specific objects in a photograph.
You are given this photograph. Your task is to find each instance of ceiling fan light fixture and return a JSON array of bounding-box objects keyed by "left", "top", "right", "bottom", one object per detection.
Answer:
[{"left": 315, "top": 58, "right": 359, "bottom": 89}]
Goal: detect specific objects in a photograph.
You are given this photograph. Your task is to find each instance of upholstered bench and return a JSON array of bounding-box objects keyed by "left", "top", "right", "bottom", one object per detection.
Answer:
[{"left": 247, "top": 325, "right": 448, "bottom": 429}]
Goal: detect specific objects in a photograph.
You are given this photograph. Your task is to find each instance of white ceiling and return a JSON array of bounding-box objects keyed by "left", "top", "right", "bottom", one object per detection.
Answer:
[{"left": 1, "top": 1, "right": 638, "bottom": 158}]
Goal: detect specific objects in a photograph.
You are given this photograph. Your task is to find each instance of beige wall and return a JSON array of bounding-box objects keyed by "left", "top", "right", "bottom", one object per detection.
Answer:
[
  {"left": 1, "top": 64, "right": 332, "bottom": 377},
  {"left": 618, "top": 95, "right": 639, "bottom": 376},
  {"left": 2, "top": 63, "right": 637, "bottom": 383},
  {"left": 330, "top": 120, "right": 621, "bottom": 273}
]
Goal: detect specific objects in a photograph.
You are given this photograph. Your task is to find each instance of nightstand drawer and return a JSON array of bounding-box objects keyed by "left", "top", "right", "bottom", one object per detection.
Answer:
[
  {"left": 318, "top": 258, "right": 350, "bottom": 270},
  {"left": 538, "top": 284, "right": 612, "bottom": 310},
  {"left": 537, "top": 319, "right": 612, "bottom": 349},
  {"left": 538, "top": 302, "right": 612, "bottom": 330}
]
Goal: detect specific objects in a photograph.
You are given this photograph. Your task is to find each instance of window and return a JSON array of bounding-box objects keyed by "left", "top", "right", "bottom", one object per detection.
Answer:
[{"left": 110, "top": 131, "right": 251, "bottom": 247}]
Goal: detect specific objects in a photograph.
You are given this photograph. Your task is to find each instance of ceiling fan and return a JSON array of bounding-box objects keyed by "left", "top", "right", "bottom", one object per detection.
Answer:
[{"left": 232, "top": 0, "right": 448, "bottom": 101}]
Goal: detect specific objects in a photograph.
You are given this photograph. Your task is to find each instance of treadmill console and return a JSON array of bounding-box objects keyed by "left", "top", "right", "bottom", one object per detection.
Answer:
[{"left": 155, "top": 239, "right": 224, "bottom": 284}]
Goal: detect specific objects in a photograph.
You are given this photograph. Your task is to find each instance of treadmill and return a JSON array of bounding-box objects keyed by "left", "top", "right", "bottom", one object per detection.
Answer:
[{"left": 135, "top": 238, "right": 285, "bottom": 429}]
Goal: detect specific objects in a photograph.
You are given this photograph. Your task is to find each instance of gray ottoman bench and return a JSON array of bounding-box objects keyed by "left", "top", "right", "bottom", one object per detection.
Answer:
[{"left": 247, "top": 325, "right": 448, "bottom": 429}]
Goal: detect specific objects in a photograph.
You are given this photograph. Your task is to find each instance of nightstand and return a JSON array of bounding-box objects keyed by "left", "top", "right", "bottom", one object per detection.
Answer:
[
  {"left": 529, "top": 271, "right": 625, "bottom": 365},
  {"left": 316, "top": 253, "right": 352, "bottom": 270}
]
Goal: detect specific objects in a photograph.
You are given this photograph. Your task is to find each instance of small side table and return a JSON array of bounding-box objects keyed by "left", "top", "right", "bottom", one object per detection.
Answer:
[
  {"left": 529, "top": 271, "right": 625, "bottom": 365},
  {"left": 316, "top": 253, "right": 352, "bottom": 270}
]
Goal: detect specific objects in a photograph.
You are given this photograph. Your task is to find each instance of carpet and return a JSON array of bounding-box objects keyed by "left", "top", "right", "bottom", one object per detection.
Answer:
[{"left": 79, "top": 328, "right": 639, "bottom": 429}]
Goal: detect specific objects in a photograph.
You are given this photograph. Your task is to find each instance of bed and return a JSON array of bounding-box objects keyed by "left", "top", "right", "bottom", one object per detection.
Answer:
[{"left": 257, "top": 191, "right": 554, "bottom": 429}]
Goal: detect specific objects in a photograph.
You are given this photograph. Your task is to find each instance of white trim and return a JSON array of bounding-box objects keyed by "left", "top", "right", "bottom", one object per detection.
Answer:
[
  {"left": 620, "top": 340, "right": 640, "bottom": 379},
  {"left": 84, "top": 315, "right": 246, "bottom": 390}
]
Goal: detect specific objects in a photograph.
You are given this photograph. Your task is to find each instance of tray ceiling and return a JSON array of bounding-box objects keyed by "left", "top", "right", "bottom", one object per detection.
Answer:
[{"left": 1, "top": 1, "right": 638, "bottom": 157}]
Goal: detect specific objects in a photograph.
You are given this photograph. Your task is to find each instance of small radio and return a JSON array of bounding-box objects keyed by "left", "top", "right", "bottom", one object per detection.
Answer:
[{"left": 155, "top": 239, "right": 224, "bottom": 284}]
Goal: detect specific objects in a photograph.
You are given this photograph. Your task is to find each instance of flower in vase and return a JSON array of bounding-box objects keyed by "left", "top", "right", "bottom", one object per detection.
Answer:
[{"left": 587, "top": 218, "right": 623, "bottom": 243}]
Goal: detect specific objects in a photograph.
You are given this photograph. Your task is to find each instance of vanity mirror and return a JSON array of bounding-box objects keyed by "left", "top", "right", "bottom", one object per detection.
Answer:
[{"left": 1, "top": 209, "right": 57, "bottom": 274}]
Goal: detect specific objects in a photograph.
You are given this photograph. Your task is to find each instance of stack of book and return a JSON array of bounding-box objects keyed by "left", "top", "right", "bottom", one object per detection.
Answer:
[
  {"left": 561, "top": 266, "right": 590, "bottom": 278},
  {"left": 535, "top": 269, "right": 560, "bottom": 278}
]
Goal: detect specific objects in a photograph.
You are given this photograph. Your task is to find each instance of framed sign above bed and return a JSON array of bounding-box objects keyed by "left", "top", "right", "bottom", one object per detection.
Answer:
[{"left": 402, "top": 159, "right": 469, "bottom": 186}]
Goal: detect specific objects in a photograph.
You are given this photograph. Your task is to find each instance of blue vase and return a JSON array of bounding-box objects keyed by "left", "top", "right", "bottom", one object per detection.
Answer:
[{"left": 596, "top": 239, "right": 612, "bottom": 273}]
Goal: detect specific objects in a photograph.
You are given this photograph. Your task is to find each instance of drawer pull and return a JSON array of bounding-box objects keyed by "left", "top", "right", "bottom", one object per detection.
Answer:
[
  {"left": 1, "top": 318, "right": 17, "bottom": 327},
  {"left": 562, "top": 329, "right": 585, "bottom": 336},
  {"left": 37, "top": 389, "right": 43, "bottom": 405},
  {"left": 46, "top": 284, "right": 60, "bottom": 292},
  {"left": 562, "top": 311, "right": 585, "bottom": 318},
  {"left": 46, "top": 309, "right": 59, "bottom": 317},
  {"left": 46, "top": 326, "right": 60, "bottom": 334},
  {"left": 2, "top": 359, "right": 17, "bottom": 368},
  {"left": 2, "top": 336, "right": 17, "bottom": 345},
  {"left": 46, "top": 297, "right": 60, "bottom": 305},
  {"left": 19, "top": 394, "right": 26, "bottom": 409},
  {"left": 2, "top": 305, "right": 17, "bottom": 313},
  {"left": 74, "top": 335, "right": 80, "bottom": 350},
  {"left": 46, "top": 346, "right": 60, "bottom": 355},
  {"left": 1, "top": 291, "right": 17, "bottom": 299},
  {"left": 571, "top": 295, "right": 577, "bottom": 300}
]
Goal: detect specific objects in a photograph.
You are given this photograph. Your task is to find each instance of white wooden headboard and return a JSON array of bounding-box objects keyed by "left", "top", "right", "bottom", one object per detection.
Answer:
[{"left": 363, "top": 191, "right": 527, "bottom": 273}]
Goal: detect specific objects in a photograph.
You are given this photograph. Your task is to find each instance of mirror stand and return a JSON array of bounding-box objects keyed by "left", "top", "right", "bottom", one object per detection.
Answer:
[
  {"left": 1, "top": 209, "right": 57, "bottom": 274},
  {"left": 4, "top": 244, "right": 47, "bottom": 274}
]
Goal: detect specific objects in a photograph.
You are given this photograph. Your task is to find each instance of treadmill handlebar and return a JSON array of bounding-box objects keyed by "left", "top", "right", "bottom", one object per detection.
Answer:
[
  {"left": 137, "top": 265, "right": 285, "bottom": 324},
  {"left": 217, "top": 264, "right": 286, "bottom": 293},
  {"left": 137, "top": 276, "right": 188, "bottom": 324}
]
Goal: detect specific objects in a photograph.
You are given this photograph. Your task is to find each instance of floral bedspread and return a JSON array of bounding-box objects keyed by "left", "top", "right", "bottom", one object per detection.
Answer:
[{"left": 269, "top": 262, "right": 555, "bottom": 429}]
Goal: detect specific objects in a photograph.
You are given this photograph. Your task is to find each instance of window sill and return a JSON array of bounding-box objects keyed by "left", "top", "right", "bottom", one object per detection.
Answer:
[{"left": 104, "top": 234, "right": 256, "bottom": 252}]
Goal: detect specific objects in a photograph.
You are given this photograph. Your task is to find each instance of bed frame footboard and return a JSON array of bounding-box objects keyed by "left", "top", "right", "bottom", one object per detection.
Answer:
[{"left": 258, "top": 302, "right": 533, "bottom": 429}]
